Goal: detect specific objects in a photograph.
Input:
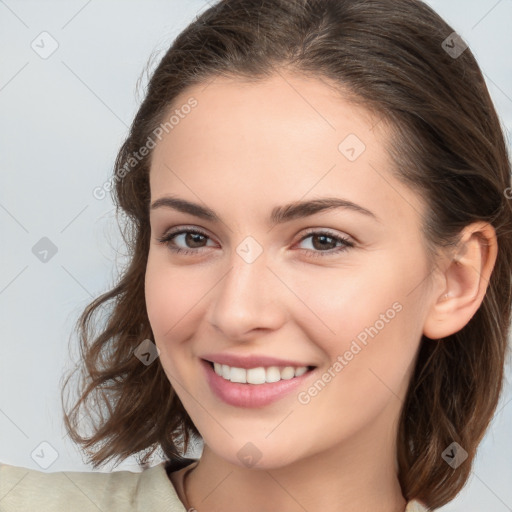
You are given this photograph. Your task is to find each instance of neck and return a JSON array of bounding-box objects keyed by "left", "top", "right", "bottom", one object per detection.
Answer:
[{"left": 184, "top": 409, "right": 407, "bottom": 512}]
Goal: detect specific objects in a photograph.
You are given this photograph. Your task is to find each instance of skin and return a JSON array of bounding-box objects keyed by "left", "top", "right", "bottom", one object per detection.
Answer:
[{"left": 144, "top": 70, "right": 497, "bottom": 512}]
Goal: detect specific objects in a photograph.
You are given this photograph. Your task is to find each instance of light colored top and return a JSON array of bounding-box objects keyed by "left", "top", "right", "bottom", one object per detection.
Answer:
[{"left": 0, "top": 460, "right": 429, "bottom": 511}]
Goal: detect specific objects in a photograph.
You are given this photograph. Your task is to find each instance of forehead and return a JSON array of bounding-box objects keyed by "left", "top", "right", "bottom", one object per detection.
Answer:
[
  {"left": 149, "top": 71, "right": 425, "bottom": 227},
  {"left": 154, "top": 72, "right": 379, "bottom": 162}
]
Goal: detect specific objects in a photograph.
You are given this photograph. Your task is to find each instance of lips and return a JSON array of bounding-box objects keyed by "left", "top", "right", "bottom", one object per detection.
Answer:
[
  {"left": 201, "top": 352, "right": 316, "bottom": 369},
  {"left": 200, "top": 357, "right": 317, "bottom": 408}
]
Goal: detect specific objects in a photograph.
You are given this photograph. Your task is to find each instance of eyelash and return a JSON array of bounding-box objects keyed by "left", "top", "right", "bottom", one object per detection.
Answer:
[{"left": 156, "top": 227, "right": 354, "bottom": 258}]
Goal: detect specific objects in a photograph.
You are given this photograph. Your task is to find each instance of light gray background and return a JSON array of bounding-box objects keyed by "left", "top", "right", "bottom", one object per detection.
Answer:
[{"left": 1, "top": 1, "right": 511, "bottom": 510}]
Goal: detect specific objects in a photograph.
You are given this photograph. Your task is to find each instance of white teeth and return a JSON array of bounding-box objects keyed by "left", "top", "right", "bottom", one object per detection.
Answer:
[
  {"left": 211, "top": 362, "right": 311, "bottom": 384},
  {"left": 280, "top": 366, "right": 295, "bottom": 380},
  {"left": 247, "top": 367, "right": 266, "bottom": 384},
  {"left": 265, "top": 366, "right": 281, "bottom": 383},
  {"left": 294, "top": 366, "right": 307, "bottom": 377},
  {"left": 230, "top": 366, "right": 247, "bottom": 383}
]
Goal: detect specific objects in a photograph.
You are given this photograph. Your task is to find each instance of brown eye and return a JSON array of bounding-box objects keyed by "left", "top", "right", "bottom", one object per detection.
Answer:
[
  {"left": 182, "top": 232, "right": 208, "bottom": 248},
  {"left": 157, "top": 228, "right": 214, "bottom": 255},
  {"left": 297, "top": 230, "right": 354, "bottom": 257}
]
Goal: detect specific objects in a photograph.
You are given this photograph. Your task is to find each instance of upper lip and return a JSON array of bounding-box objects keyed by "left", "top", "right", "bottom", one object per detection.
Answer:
[{"left": 201, "top": 353, "right": 315, "bottom": 369}]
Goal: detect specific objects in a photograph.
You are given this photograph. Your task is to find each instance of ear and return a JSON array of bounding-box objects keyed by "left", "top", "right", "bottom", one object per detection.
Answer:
[{"left": 422, "top": 221, "right": 498, "bottom": 340}]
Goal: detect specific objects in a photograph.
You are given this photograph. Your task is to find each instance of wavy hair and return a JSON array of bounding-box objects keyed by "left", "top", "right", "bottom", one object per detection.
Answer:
[{"left": 61, "top": 0, "right": 512, "bottom": 508}]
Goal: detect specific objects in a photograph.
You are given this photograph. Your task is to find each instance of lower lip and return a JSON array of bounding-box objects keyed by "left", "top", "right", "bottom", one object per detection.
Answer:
[{"left": 201, "top": 359, "right": 315, "bottom": 408}]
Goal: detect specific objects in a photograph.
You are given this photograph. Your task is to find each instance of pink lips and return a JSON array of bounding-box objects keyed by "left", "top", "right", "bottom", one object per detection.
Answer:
[
  {"left": 201, "top": 358, "right": 316, "bottom": 408},
  {"left": 201, "top": 352, "right": 314, "bottom": 369}
]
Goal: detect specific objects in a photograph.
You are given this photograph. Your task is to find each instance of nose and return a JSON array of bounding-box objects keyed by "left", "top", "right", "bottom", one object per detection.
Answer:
[{"left": 206, "top": 245, "right": 288, "bottom": 341}]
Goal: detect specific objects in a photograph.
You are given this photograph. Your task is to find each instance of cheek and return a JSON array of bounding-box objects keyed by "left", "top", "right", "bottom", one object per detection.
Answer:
[
  {"left": 144, "top": 252, "right": 205, "bottom": 344},
  {"left": 291, "top": 254, "right": 425, "bottom": 395},
  {"left": 290, "top": 263, "right": 402, "bottom": 343},
  {"left": 144, "top": 254, "right": 210, "bottom": 387}
]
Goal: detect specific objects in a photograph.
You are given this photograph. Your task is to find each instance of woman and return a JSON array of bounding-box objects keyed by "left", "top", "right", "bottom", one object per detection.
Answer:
[{"left": 1, "top": 0, "right": 510, "bottom": 510}]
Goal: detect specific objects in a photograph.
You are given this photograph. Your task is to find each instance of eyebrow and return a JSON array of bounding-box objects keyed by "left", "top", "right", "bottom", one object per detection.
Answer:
[{"left": 150, "top": 195, "right": 378, "bottom": 225}]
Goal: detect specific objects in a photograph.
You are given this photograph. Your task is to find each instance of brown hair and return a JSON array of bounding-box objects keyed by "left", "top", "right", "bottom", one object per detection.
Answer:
[{"left": 61, "top": 0, "right": 512, "bottom": 508}]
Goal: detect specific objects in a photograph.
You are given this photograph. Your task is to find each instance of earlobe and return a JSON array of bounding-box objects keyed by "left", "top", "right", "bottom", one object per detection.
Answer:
[{"left": 422, "top": 222, "right": 497, "bottom": 340}]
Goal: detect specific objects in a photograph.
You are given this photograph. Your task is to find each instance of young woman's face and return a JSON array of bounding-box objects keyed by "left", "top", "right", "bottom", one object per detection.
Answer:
[{"left": 145, "top": 72, "right": 436, "bottom": 469}]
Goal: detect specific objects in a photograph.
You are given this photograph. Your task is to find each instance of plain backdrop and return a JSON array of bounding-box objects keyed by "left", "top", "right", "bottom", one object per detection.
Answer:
[{"left": 1, "top": 1, "right": 511, "bottom": 510}]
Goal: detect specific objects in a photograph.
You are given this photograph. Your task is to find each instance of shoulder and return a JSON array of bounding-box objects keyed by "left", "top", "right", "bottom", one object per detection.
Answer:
[{"left": 0, "top": 461, "right": 188, "bottom": 512}]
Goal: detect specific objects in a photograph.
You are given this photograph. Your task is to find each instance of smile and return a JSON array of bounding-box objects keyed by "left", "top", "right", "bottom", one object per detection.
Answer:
[
  {"left": 211, "top": 361, "right": 311, "bottom": 384},
  {"left": 201, "top": 359, "right": 317, "bottom": 408}
]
